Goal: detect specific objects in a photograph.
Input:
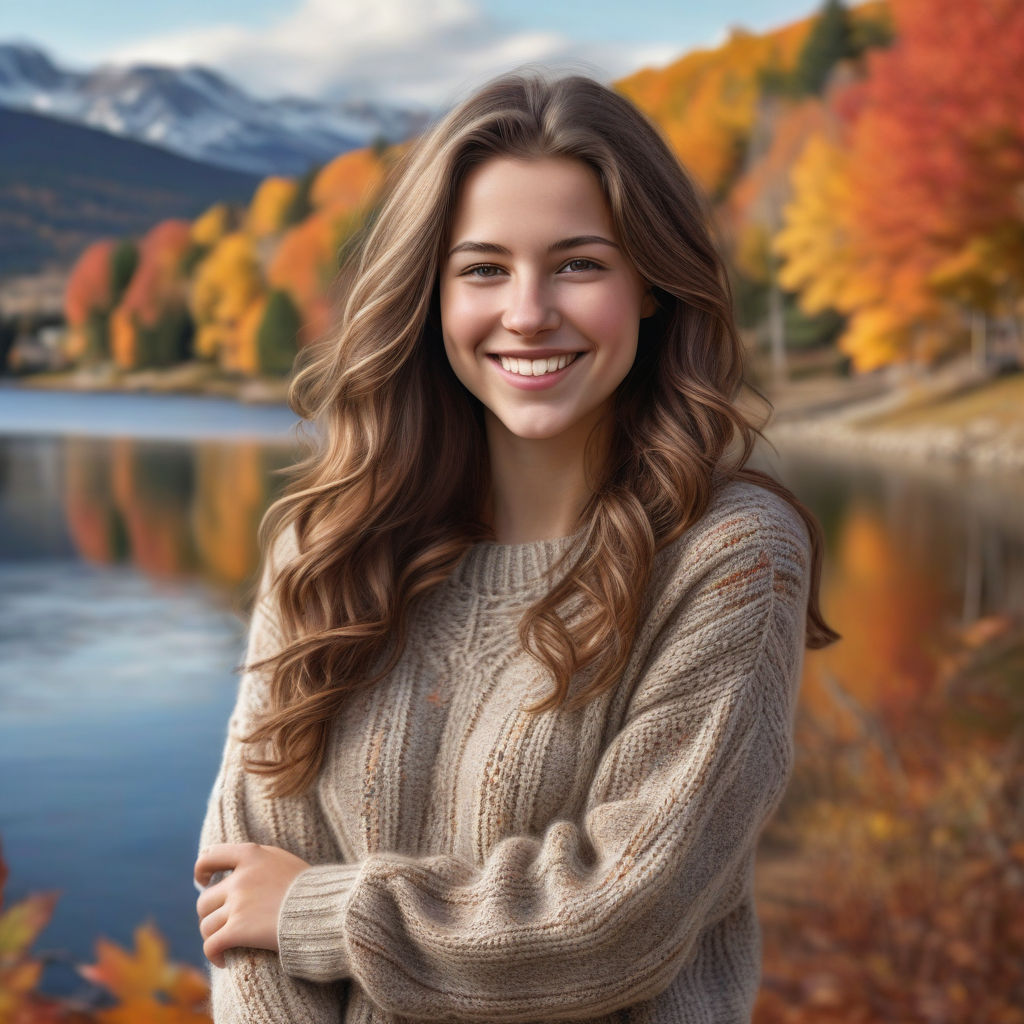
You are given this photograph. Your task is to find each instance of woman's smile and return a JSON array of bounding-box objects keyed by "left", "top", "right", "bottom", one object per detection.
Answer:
[{"left": 488, "top": 350, "right": 583, "bottom": 385}]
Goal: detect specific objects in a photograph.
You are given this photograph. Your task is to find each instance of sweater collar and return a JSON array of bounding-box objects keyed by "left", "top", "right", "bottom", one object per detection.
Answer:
[{"left": 448, "top": 531, "right": 583, "bottom": 600}]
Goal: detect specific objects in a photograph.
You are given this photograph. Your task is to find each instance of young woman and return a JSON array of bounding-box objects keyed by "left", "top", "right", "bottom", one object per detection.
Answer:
[{"left": 194, "top": 72, "right": 837, "bottom": 1023}]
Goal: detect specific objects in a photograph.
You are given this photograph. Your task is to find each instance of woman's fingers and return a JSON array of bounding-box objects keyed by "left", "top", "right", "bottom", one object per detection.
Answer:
[
  {"left": 194, "top": 842, "right": 257, "bottom": 886},
  {"left": 193, "top": 842, "right": 301, "bottom": 966},
  {"left": 196, "top": 878, "right": 226, "bottom": 921},
  {"left": 201, "top": 907, "right": 235, "bottom": 969},
  {"left": 199, "top": 904, "right": 229, "bottom": 942}
]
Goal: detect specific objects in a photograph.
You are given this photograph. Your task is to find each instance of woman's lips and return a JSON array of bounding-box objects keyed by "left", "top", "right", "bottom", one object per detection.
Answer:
[{"left": 487, "top": 352, "right": 585, "bottom": 390}]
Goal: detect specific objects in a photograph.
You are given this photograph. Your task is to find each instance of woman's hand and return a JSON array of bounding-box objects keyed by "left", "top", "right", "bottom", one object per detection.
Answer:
[{"left": 194, "top": 843, "right": 310, "bottom": 969}]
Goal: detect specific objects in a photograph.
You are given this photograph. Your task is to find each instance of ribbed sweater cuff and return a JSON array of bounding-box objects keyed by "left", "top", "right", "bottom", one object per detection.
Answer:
[{"left": 277, "top": 863, "right": 361, "bottom": 983}]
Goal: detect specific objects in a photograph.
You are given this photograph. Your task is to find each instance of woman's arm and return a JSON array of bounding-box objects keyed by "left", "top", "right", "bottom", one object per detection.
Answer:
[
  {"left": 196, "top": 532, "right": 346, "bottom": 1024},
  {"left": 273, "top": 499, "right": 812, "bottom": 1021}
]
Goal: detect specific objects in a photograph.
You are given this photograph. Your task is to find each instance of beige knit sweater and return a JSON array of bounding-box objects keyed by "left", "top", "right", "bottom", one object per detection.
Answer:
[{"left": 197, "top": 479, "right": 811, "bottom": 1023}]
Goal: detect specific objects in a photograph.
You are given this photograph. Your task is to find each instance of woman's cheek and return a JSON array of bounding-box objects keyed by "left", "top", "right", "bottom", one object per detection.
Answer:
[{"left": 444, "top": 298, "right": 497, "bottom": 370}]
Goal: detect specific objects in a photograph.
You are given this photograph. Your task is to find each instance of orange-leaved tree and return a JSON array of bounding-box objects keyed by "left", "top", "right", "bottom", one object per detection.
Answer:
[
  {"left": 109, "top": 221, "right": 193, "bottom": 371},
  {"left": 64, "top": 240, "right": 138, "bottom": 365}
]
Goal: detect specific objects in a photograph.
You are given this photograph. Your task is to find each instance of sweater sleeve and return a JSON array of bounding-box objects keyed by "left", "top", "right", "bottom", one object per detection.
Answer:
[
  {"left": 275, "top": 502, "right": 812, "bottom": 1021},
  {"left": 197, "top": 532, "right": 347, "bottom": 1024}
]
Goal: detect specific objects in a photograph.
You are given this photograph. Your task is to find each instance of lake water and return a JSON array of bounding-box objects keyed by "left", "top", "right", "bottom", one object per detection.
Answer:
[{"left": 1, "top": 387, "right": 1022, "bottom": 999}]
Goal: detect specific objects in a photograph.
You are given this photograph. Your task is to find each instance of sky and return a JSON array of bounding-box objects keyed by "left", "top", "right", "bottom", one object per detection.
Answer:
[{"left": 3, "top": 0, "right": 823, "bottom": 107}]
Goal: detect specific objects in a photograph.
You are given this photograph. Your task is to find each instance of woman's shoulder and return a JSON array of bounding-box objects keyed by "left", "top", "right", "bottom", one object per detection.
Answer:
[
  {"left": 251, "top": 520, "right": 303, "bottom": 617},
  {"left": 650, "top": 477, "right": 811, "bottom": 603},
  {"left": 265, "top": 520, "right": 302, "bottom": 575},
  {"left": 680, "top": 477, "right": 809, "bottom": 558}
]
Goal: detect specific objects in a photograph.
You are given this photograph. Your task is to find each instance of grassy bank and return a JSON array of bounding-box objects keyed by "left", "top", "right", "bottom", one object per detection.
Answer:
[
  {"left": 15, "top": 361, "right": 291, "bottom": 405},
  {"left": 856, "top": 372, "right": 1024, "bottom": 432},
  {"left": 763, "top": 369, "right": 1024, "bottom": 472}
]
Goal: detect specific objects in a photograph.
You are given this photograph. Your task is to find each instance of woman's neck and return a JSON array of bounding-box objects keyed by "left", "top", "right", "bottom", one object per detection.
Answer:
[{"left": 483, "top": 411, "right": 610, "bottom": 545}]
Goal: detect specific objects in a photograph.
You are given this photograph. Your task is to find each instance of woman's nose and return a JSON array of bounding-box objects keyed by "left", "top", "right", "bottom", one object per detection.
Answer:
[{"left": 501, "top": 277, "right": 560, "bottom": 337}]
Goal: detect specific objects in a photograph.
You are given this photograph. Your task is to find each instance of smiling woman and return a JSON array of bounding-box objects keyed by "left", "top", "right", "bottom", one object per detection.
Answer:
[{"left": 194, "top": 71, "right": 838, "bottom": 1024}]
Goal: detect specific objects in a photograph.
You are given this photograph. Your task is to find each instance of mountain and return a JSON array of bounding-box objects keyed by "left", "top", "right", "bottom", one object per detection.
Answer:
[
  {"left": 0, "top": 106, "right": 260, "bottom": 277},
  {"left": 0, "top": 42, "right": 431, "bottom": 177}
]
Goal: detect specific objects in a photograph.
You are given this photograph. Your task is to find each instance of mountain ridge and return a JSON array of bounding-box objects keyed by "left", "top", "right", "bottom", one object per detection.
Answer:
[
  {"left": 0, "top": 41, "right": 431, "bottom": 177},
  {"left": 0, "top": 105, "right": 260, "bottom": 278}
]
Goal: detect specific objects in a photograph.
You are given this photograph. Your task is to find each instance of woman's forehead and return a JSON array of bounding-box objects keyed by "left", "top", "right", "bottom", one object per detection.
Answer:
[{"left": 447, "top": 157, "right": 616, "bottom": 250}]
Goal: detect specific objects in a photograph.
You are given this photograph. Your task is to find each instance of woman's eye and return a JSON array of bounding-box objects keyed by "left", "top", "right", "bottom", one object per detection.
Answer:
[
  {"left": 464, "top": 264, "right": 503, "bottom": 278},
  {"left": 562, "top": 258, "right": 600, "bottom": 273}
]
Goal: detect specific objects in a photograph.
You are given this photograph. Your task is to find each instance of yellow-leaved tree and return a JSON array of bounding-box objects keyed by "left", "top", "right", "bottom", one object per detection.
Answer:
[{"left": 189, "top": 231, "right": 265, "bottom": 372}]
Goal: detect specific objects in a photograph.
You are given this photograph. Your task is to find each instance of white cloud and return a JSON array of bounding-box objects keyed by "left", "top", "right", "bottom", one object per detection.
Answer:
[{"left": 96, "top": 0, "right": 678, "bottom": 108}]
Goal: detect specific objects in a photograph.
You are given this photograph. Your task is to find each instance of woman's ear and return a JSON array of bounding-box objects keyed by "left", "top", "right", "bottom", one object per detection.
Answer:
[{"left": 640, "top": 287, "right": 658, "bottom": 320}]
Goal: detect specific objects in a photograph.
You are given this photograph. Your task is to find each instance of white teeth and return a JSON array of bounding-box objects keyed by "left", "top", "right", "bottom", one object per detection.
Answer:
[{"left": 497, "top": 353, "right": 578, "bottom": 376}]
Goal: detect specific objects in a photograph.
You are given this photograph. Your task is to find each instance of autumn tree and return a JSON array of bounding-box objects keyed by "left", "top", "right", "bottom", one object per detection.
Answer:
[
  {"left": 109, "top": 220, "right": 193, "bottom": 369},
  {"left": 729, "top": 98, "right": 841, "bottom": 378},
  {"left": 64, "top": 239, "right": 140, "bottom": 364},
  {"left": 65, "top": 240, "right": 116, "bottom": 363},
  {"left": 854, "top": 0, "right": 1024, "bottom": 365},
  {"left": 776, "top": 0, "right": 1024, "bottom": 370},
  {"left": 311, "top": 147, "right": 386, "bottom": 213},
  {"left": 267, "top": 212, "right": 337, "bottom": 346},
  {"left": 190, "top": 231, "right": 265, "bottom": 371},
  {"left": 246, "top": 176, "right": 299, "bottom": 240}
]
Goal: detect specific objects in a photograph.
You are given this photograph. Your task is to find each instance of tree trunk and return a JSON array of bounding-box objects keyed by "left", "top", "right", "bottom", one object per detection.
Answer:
[
  {"left": 768, "top": 264, "right": 787, "bottom": 386},
  {"left": 970, "top": 307, "right": 987, "bottom": 372}
]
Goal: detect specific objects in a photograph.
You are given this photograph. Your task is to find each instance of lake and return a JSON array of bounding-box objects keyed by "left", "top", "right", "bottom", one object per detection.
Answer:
[{"left": 1, "top": 387, "right": 1022, "bottom": 999}]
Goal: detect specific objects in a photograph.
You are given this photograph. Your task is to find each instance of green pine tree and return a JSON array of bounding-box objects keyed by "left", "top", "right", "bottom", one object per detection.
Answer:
[
  {"left": 84, "top": 309, "right": 110, "bottom": 363},
  {"left": 257, "top": 289, "right": 301, "bottom": 375},
  {"left": 110, "top": 241, "right": 138, "bottom": 303},
  {"left": 134, "top": 308, "right": 192, "bottom": 368},
  {"left": 794, "top": 0, "right": 855, "bottom": 95},
  {"left": 281, "top": 165, "right": 320, "bottom": 228}
]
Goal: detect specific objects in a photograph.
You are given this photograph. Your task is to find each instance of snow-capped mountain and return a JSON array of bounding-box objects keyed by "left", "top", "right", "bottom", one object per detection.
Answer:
[{"left": 0, "top": 42, "right": 433, "bottom": 177}]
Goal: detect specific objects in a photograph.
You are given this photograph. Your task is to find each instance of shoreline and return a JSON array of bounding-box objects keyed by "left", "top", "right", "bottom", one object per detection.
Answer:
[
  {"left": 7, "top": 364, "right": 1024, "bottom": 472},
  {"left": 760, "top": 366, "right": 1024, "bottom": 474},
  {"left": 0, "top": 382, "right": 299, "bottom": 443},
  {"left": 765, "top": 415, "right": 1024, "bottom": 472},
  {"left": 13, "top": 361, "right": 291, "bottom": 406}
]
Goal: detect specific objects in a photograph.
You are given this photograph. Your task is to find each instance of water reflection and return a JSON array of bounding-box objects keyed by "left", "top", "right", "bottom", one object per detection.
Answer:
[
  {"left": 5, "top": 431, "right": 1020, "bottom": 701},
  {"left": 62, "top": 436, "right": 291, "bottom": 592},
  {"left": 0, "top": 428, "right": 294, "bottom": 995},
  {"left": 767, "top": 450, "right": 1024, "bottom": 737}
]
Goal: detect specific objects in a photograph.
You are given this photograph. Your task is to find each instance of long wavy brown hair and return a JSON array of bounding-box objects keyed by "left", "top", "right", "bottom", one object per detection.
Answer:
[{"left": 241, "top": 71, "right": 840, "bottom": 797}]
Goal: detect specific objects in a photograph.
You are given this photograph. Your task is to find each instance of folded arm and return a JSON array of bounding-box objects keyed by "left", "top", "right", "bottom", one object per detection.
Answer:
[{"left": 197, "top": 536, "right": 346, "bottom": 1024}]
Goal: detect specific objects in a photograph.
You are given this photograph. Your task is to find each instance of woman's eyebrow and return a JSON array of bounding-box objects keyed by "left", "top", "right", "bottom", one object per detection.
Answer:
[
  {"left": 447, "top": 235, "right": 620, "bottom": 259},
  {"left": 448, "top": 241, "right": 512, "bottom": 258},
  {"left": 550, "top": 235, "right": 619, "bottom": 253}
]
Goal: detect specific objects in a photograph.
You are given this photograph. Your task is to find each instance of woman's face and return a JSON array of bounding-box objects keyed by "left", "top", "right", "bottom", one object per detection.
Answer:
[{"left": 439, "top": 156, "right": 653, "bottom": 449}]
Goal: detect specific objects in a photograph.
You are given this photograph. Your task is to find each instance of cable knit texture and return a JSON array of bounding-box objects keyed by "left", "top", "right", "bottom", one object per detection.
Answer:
[{"left": 197, "top": 479, "right": 811, "bottom": 1023}]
